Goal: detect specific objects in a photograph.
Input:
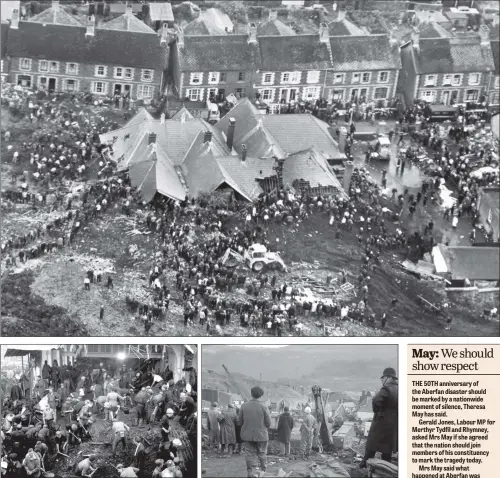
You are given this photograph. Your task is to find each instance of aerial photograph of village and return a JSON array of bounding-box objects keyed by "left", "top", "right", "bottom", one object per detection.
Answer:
[
  {"left": 1, "top": 0, "right": 499, "bottom": 338},
  {"left": 201, "top": 344, "right": 398, "bottom": 477}
]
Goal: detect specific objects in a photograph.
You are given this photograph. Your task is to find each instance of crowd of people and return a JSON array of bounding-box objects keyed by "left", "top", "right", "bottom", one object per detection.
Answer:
[
  {"left": 203, "top": 367, "right": 398, "bottom": 477},
  {"left": 1, "top": 358, "right": 197, "bottom": 478},
  {"left": 2, "top": 85, "right": 498, "bottom": 336}
]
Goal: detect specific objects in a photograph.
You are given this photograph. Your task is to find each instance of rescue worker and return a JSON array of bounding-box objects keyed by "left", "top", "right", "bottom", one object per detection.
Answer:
[{"left": 300, "top": 406, "right": 316, "bottom": 460}]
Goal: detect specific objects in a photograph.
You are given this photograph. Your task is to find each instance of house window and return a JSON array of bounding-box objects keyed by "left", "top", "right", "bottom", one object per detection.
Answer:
[
  {"left": 452, "top": 74, "right": 462, "bottom": 86},
  {"left": 17, "top": 74, "right": 32, "bottom": 87},
  {"left": 420, "top": 90, "right": 436, "bottom": 102},
  {"left": 20, "top": 58, "right": 32, "bottom": 71},
  {"left": 306, "top": 70, "right": 320, "bottom": 84},
  {"left": 49, "top": 61, "right": 59, "bottom": 73},
  {"left": 114, "top": 67, "right": 124, "bottom": 79},
  {"left": 361, "top": 72, "right": 371, "bottom": 84},
  {"left": 259, "top": 88, "right": 274, "bottom": 101},
  {"left": 141, "top": 69, "right": 154, "bottom": 82},
  {"left": 124, "top": 68, "right": 133, "bottom": 80},
  {"left": 38, "top": 77, "right": 48, "bottom": 89},
  {"left": 208, "top": 87, "right": 218, "bottom": 100},
  {"left": 469, "top": 73, "right": 480, "bottom": 86},
  {"left": 495, "top": 77, "right": 500, "bottom": 89},
  {"left": 189, "top": 72, "right": 203, "bottom": 85},
  {"left": 443, "top": 74, "right": 452, "bottom": 86},
  {"left": 303, "top": 86, "right": 321, "bottom": 100},
  {"left": 464, "top": 89, "right": 479, "bottom": 102},
  {"left": 378, "top": 71, "right": 389, "bottom": 83},
  {"left": 186, "top": 88, "right": 203, "bottom": 101},
  {"left": 374, "top": 87, "right": 389, "bottom": 99},
  {"left": 352, "top": 73, "right": 360, "bottom": 83},
  {"left": 64, "top": 79, "right": 78, "bottom": 92},
  {"left": 238, "top": 72, "right": 245, "bottom": 81},
  {"left": 95, "top": 65, "right": 107, "bottom": 77},
  {"left": 39, "top": 60, "right": 49, "bottom": 73},
  {"left": 424, "top": 75, "right": 437, "bottom": 87},
  {"left": 220, "top": 72, "right": 226, "bottom": 83},
  {"left": 262, "top": 73, "right": 275, "bottom": 85},
  {"left": 334, "top": 73, "right": 345, "bottom": 84},
  {"left": 66, "top": 63, "right": 79, "bottom": 75},
  {"left": 208, "top": 72, "right": 220, "bottom": 84},
  {"left": 138, "top": 85, "right": 154, "bottom": 99},
  {"left": 91, "top": 81, "right": 107, "bottom": 94},
  {"left": 281, "top": 71, "right": 301, "bottom": 84},
  {"left": 88, "top": 345, "right": 98, "bottom": 353},
  {"left": 329, "top": 89, "right": 344, "bottom": 101},
  {"left": 234, "top": 87, "right": 246, "bottom": 98}
]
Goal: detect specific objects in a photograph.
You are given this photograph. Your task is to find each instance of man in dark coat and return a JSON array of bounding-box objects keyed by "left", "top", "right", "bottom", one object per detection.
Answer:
[
  {"left": 360, "top": 367, "right": 398, "bottom": 468},
  {"left": 277, "top": 406, "right": 294, "bottom": 456}
]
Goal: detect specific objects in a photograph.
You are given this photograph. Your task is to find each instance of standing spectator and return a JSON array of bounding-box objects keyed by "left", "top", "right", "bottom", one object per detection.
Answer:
[
  {"left": 237, "top": 386, "right": 271, "bottom": 478},
  {"left": 277, "top": 406, "right": 294, "bottom": 457}
]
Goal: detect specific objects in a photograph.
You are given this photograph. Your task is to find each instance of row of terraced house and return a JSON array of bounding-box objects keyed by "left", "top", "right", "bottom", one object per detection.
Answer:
[{"left": 1, "top": 2, "right": 499, "bottom": 109}]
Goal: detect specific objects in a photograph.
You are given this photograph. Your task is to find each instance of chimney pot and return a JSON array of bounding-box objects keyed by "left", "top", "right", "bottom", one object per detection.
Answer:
[
  {"left": 204, "top": 131, "right": 213, "bottom": 143},
  {"left": 149, "top": 133, "right": 157, "bottom": 145},
  {"left": 269, "top": 11, "right": 278, "bottom": 21},
  {"left": 126, "top": 2, "right": 133, "bottom": 16},
  {"left": 227, "top": 117, "right": 236, "bottom": 150},
  {"left": 241, "top": 144, "right": 247, "bottom": 162},
  {"left": 10, "top": 8, "right": 19, "bottom": 29}
]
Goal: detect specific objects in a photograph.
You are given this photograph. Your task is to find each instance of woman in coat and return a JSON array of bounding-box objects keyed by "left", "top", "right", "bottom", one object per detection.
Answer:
[
  {"left": 277, "top": 406, "right": 294, "bottom": 456},
  {"left": 361, "top": 367, "right": 398, "bottom": 469},
  {"left": 218, "top": 404, "right": 237, "bottom": 454}
]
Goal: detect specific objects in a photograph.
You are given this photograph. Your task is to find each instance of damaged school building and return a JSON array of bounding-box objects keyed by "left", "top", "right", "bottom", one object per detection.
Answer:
[{"left": 100, "top": 98, "right": 346, "bottom": 203}]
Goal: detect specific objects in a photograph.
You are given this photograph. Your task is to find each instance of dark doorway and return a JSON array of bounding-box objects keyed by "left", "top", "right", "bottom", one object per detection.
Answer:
[{"left": 48, "top": 78, "right": 56, "bottom": 91}]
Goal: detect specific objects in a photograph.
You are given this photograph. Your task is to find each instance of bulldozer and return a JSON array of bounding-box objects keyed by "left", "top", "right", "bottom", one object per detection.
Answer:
[{"left": 221, "top": 243, "right": 287, "bottom": 273}]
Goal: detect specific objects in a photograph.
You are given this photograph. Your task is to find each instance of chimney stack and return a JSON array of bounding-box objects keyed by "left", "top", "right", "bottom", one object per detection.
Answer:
[
  {"left": 10, "top": 8, "right": 19, "bottom": 29},
  {"left": 227, "top": 118, "right": 236, "bottom": 151},
  {"left": 248, "top": 23, "right": 257, "bottom": 43},
  {"left": 389, "top": 28, "right": 397, "bottom": 46},
  {"left": 177, "top": 26, "right": 184, "bottom": 47},
  {"left": 204, "top": 131, "right": 213, "bottom": 144},
  {"left": 478, "top": 24, "right": 490, "bottom": 45},
  {"left": 319, "top": 22, "right": 329, "bottom": 43},
  {"left": 86, "top": 15, "right": 95, "bottom": 36},
  {"left": 411, "top": 26, "right": 420, "bottom": 52},
  {"left": 52, "top": 0, "right": 60, "bottom": 8},
  {"left": 241, "top": 144, "right": 247, "bottom": 162},
  {"left": 269, "top": 11, "right": 278, "bottom": 21},
  {"left": 149, "top": 133, "right": 157, "bottom": 145},
  {"left": 160, "top": 22, "right": 169, "bottom": 44},
  {"left": 126, "top": 2, "right": 133, "bottom": 16}
]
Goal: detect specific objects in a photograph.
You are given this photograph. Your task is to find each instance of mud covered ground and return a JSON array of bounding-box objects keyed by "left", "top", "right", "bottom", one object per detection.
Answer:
[{"left": 2, "top": 99, "right": 497, "bottom": 337}]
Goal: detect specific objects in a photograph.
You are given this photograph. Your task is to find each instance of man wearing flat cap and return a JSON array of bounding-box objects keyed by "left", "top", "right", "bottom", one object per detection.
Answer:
[
  {"left": 360, "top": 367, "right": 398, "bottom": 468},
  {"left": 237, "top": 386, "right": 271, "bottom": 478}
]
